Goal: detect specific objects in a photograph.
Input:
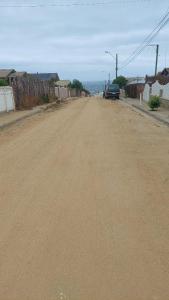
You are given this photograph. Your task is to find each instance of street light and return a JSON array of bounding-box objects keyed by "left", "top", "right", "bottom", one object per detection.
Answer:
[
  {"left": 105, "top": 51, "right": 118, "bottom": 79},
  {"left": 105, "top": 51, "right": 115, "bottom": 59}
]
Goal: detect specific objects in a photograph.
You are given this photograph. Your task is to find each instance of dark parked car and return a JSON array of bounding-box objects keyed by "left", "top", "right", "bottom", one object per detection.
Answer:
[{"left": 103, "top": 84, "right": 120, "bottom": 99}]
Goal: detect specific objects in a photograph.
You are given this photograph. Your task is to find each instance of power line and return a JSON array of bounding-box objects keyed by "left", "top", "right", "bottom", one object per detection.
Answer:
[
  {"left": 120, "top": 6, "right": 169, "bottom": 70},
  {"left": 120, "top": 17, "right": 169, "bottom": 69},
  {"left": 0, "top": 0, "right": 154, "bottom": 7},
  {"left": 122, "top": 8, "right": 169, "bottom": 64},
  {"left": 120, "top": 8, "right": 169, "bottom": 69}
]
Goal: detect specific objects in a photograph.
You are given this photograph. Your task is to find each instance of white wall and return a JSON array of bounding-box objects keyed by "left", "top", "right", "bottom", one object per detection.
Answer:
[
  {"left": 154, "top": 82, "right": 169, "bottom": 101},
  {"left": 0, "top": 87, "right": 15, "bottom": 113},
  {"left": 143, "top": 84, "right": 150, "bottom": 102},
  {"left": 70, "top": 88, "right": 77, "bottom": 97},
  {"left": 143, "top": 81, "right": 169, "bottom": 102},
  {"left": 55, "top": 87, "right": 70, "bottom": 99}
]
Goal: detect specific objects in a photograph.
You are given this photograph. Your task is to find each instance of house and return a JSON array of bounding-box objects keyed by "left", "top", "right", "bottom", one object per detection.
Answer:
[
  {"left": 143, "top": 68, "right": 169, "bottom": 106},
  {"left": 0, "top": 69, "right": 15, "bottom": 81},
  {"left": 32, "top": 73, "right": 60, "bottom": 81},
  {"left": 8, "top": 71, "right": 27, "bottom": 85},
  {"left": 161, "top": 68, "right": 169, "bottom": 77},
  {"left": 145, "top": 68, "right": 169, "bottom": 86},
  {"left": 125, "top": 78, "right": 145, "bottom": 98}
]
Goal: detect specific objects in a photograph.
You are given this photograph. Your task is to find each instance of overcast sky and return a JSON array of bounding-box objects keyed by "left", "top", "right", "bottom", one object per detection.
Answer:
[{"left": 0, "top": 0, "right": 169, "bottom": 81}]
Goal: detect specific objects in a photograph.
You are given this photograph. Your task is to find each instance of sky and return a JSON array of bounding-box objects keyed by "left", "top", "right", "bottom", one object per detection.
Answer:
[{"left": 0, "top": 0, "right": 169, "bottom": 81}]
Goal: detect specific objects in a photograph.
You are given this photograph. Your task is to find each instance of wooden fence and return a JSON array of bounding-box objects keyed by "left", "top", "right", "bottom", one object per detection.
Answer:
[
  {"left": 10, "top": 75, "right": 89, "bottom": 110},
  {"left": 11, "top": 75, "right": 55, "bottom": 109},
  {"left": 125, "top": 83, "right": 145, "bottom": 99}
]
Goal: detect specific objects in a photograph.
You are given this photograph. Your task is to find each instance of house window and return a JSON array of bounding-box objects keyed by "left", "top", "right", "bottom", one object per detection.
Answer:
[{"left": 160, "top": 89, "right": 163, "bottom": 98}]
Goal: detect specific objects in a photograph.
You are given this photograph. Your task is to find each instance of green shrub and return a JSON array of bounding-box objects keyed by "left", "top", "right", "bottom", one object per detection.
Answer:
[
  {"left": 41, "top": 95, "right": 49, "bottom": 103},
  {"left": 148, "top": 95, "right": 160, "bottom": 111},
  {"left": 113, "top": 76, "right": 128, "bottom": 88},
  {"left": 0, "top": 79, "right": 8, "bottom": 86}
]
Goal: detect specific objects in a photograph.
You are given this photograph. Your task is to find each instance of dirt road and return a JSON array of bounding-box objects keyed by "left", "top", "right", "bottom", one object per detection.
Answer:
[{"left": 0, "top": 97, "right": 169, "bottom": 300}]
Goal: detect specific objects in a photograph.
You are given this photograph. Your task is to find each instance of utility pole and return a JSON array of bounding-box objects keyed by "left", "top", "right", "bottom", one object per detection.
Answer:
[
  {"left": 105, "top": 51, "right": 118, "bottom": 79},
  {"left": 148, "top": 44, "right": 159, "bottom": 77},
  {"left": 108, "top": 72, "right": 111, "bottom": 85},
  {"left": 155, "top": 44, "right": 159, "bottom": 77},
  {"left": 116, "top": 54, "right": 118, "bottom": 79}
]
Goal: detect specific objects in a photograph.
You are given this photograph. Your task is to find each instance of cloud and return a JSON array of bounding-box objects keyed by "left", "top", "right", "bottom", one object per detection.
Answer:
[{"left": 0, "top": 0, "right": 169, "bottom": 80}]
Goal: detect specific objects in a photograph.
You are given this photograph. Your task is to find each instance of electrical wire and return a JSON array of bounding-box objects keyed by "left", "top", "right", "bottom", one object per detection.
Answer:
[
  {"left": 0, "top": 0, "right": 153, "bottom": 8},
  {"left": 120, "top": 6, "right": 169, "bottom": 70}
]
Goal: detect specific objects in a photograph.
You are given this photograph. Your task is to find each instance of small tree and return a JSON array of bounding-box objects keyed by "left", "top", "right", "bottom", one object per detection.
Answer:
[
  {"left": 113, "top": 76, "right": 128, "bottom": 88},
  {"left": 148, "top": 95, "right": 160, "bottom": 111},
  {"left": 0, "top": 79, "right": 8, "bottom": 86},
  {"left": 69, "top": 79, "right": 83, "bottom": 91}
]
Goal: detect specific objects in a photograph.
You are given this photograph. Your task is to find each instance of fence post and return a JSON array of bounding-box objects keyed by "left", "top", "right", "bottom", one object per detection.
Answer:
[{"left": 140, "top": 93, "right": 142, "bottom": 105}]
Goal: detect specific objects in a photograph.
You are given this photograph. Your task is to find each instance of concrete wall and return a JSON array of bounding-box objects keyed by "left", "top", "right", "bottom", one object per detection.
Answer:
[
  {"left": 55, "top": 87, "right": 84, "bottom": 99},
  {"left": 143, "top": 81, "right": 169, "bottom": 104},
  {"left": 70, "top": 88, "right": 77, "bottom": 97},
  {"left": 0, "top": 87, "right": 15, "bottom": 113},
  {"left": 55, "top": 87, "right": 70, "bottom": 99},
  {"left": 152, "top": 81, "right": 169, "bottom": 101},
  {"left": 55, "top": 87, "right": 87, "bottom": 100},
  {"left": 143, "top": 84, "right": 150, "bottom": 102}
]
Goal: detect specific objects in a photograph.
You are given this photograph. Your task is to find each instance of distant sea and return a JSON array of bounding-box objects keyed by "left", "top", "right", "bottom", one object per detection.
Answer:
[{"left": 83, "top": 81, "right": 105, "bottom": 95}]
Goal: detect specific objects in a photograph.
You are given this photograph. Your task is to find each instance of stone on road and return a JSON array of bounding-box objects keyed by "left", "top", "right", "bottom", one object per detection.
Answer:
[{"left": 0, "top": 97, "right": 169, "bottom": 300}]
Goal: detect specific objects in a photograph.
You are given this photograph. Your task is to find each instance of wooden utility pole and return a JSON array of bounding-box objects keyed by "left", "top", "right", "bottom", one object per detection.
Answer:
[
  {"left": 116, "top": 54, "right": 118, "bottom": 79},
  {"left": 155, "top": 44, "right": 159, "bottom": 77},
  {"left": 105, "top": 51, "right": 118, "bottom": 79}
]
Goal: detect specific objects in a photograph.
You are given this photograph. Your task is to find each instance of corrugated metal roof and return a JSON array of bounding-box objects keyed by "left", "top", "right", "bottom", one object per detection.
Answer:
[
  {"left": 127, "top": 77, "right": 145, "bottom": 83},
  {"left": 0, "top": 69, "right": 15, "bottom": 78},
  {"left": 32, "top": 73, "right": 59, "bottom": 81},
  {"left": 127, "top": 79, "right": 145, "bottom": 85}
]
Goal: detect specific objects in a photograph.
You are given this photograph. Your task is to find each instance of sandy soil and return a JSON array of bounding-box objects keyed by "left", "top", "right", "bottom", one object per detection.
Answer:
[{"left": 0, "top": 97, "right": 169, "bottom": 300}]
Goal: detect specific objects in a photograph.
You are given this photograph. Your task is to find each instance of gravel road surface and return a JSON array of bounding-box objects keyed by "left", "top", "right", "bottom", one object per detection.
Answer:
[{"left": 0, "top": 97, "right": 169, "bottom": 300}]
